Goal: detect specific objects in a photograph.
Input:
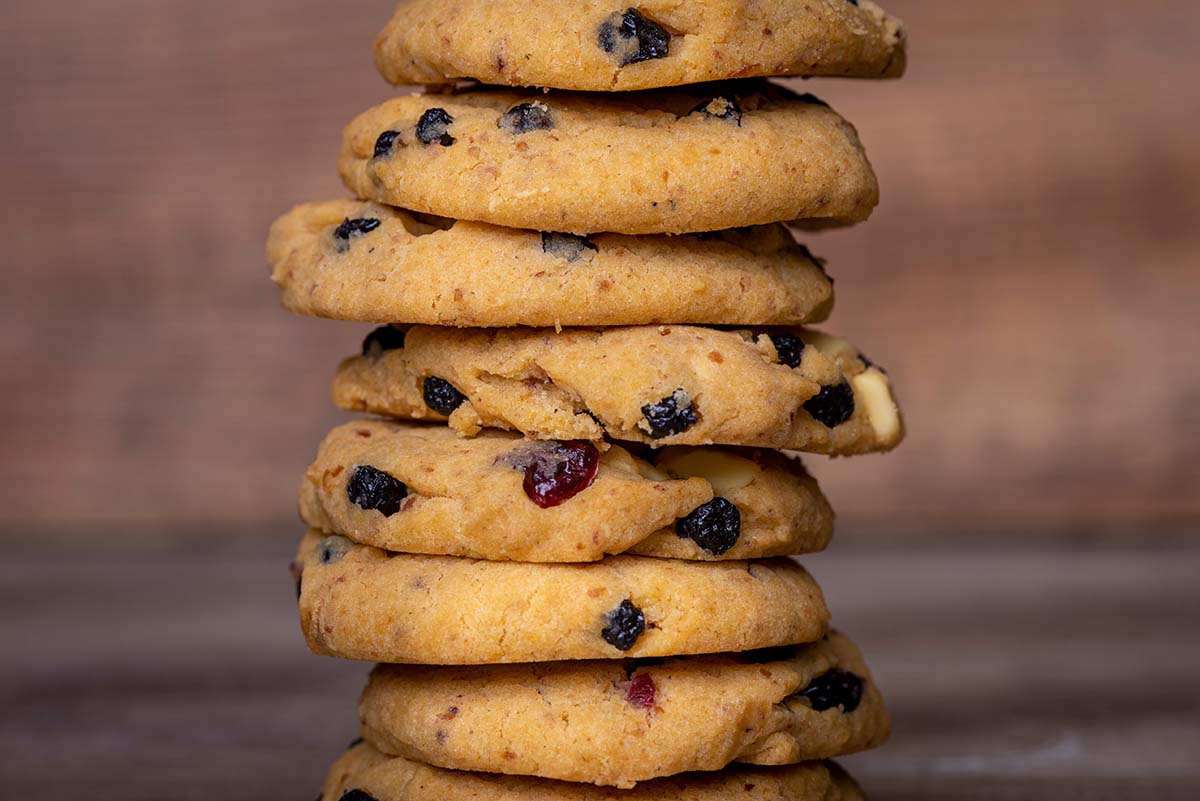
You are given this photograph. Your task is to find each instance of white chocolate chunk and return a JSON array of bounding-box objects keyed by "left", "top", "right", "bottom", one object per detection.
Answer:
[
  {"left": 852, "top": 368, "right": 901, "bottom": 446},
  {"left": 656, "top": 448, "right": 759, "bottom": 495}
]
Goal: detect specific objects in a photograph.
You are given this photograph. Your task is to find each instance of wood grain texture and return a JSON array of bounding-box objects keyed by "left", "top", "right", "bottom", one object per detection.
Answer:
[
  {"left": 2, "top": 540, "right": 1197, "bottom": 798},
  {"left": 1, "top": 1, "right": 1198, "bottom": 539}
]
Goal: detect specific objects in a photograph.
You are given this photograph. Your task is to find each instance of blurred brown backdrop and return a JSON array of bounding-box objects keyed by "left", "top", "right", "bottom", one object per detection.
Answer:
[{"left": 2, "top": 0, "right": 1198, "bottom": 541}]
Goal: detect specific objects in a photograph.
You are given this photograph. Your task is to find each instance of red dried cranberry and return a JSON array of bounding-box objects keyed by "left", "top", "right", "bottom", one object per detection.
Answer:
[
  {"left": 799, "top": 669, "right": 863, "bottom": 712},
  {"left": 521, "top": 441, "right": 600, "bottom": 508},
  {"left": 803, "top": 382, "right": 855, "bottom": 428},
  {"left": 626, "top": 673, "right": 657, "bottom": 709}
]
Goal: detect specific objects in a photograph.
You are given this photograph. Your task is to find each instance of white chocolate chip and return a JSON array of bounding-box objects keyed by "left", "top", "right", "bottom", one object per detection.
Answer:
[
  {"left": 851, "top": 368, "right": 901, "bottom": 446},
  {"left": 655, "top": 448, "right": 758, "bottom": 495},
  {"left": 803, "top": 331, "right": 851, "bottom": 357}
]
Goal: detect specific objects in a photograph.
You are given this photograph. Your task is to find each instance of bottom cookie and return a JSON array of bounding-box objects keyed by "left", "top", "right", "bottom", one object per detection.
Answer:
[{"left": 320, "top": 741, "right": 866, "bottom": 801}]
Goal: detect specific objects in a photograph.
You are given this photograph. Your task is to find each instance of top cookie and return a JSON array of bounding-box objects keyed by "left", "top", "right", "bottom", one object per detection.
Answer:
[
  {"left": 340, "top": 82, "right": 878, "bottom": 234},
  {"left": 374, "top": 0, "right": 906, "bottom": 91}
]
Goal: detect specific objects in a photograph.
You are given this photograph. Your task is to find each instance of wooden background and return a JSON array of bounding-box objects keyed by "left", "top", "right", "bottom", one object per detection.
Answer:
[{"left": 2, "top": 0, "right": 1198, "bottom": 542}]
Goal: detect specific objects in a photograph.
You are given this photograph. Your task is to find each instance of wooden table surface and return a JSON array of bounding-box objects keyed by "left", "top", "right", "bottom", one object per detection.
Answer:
[{"left": 3, "top": 538, "right": 1197, "bottom": 800}]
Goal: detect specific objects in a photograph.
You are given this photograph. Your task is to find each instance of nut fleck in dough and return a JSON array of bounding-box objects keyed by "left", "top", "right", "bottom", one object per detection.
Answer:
[
  {"left": 267, "top": 199, "right": 834, "bottom": 327},
  {"left": 294, "top": 530, "right": 829, "bottom": 664},
  {"left": 301, "top": 420, "right": 834, "bottom": 562},
  {"left": 332, "top": 325, "right": 904, "bottom": 454},
  {"left": 374, "top": 0, "right": 905, "bottom": 91},
  {"left": 359, "top": 631, "right": 887, "bottom": 787},
  {"left": 340, "top": 83, "right": 878, "bottom": 235}
]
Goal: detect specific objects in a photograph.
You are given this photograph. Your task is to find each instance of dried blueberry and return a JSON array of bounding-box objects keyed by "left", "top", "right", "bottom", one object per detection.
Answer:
[
  {"left": 598, "top": 9, "right": 671, "bottom": 66},
  {"left": 498, "top": 102, "right": 554, "bottom": 134},
  {"left": 626, "top": 673, "right": 657, "bottom": 709},
  {"left": 768, "top": 333, "right": 806, "bottom": 369},
  {"left": 798, "top": 669, "right": 864, "bottom": 712},
  {"left": 541, "top": 232, "right": 597, "bottom": 262},
  {"left": 691, "top": 97, "right": 742, "bottom": 126},
  {"left": 333, "top": 217, "right": 381, "bottom": 252},
  {"left": 423, "top": 376, "right": 467, "bottom": 416},
  {"left": 803, "top": 382, "right": 855, "bottom": 428},
  {"left": 676, "top": 497, "right": 741, "bottom": 555},
  {"left": 601, "top": 599, "right": 646, "bottom": 651},
  {"left": 373, "top": 130, "right": 402, "bottom": 158},
  {"left": 640, "top": 389, "right": 698, "bottom": 439},
  {"left": 521, "top": 441, "right": 600, "bottom": 508},
  {"left": 416, "top": 108, "right": 455, "bottom": 146},
  {"left": 361, "top": 326, "right": 405, "bottom": 358},
  {"left": 340, "top": 791, "right": 380, "bottom": 801},
  {"left": 317, "top": 535, "right": 353, "bottom": 564},
  {"left": 346, "top": 465, "right": 408, "bottom": 517}
]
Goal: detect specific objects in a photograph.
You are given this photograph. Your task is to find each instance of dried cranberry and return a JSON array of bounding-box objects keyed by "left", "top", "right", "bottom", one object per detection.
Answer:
[
  {"left": 803, "top": 382, "right": 855, "bottom": 428},
  {"left": 373, "top": 130, "right": 402, "bottom": 158},
  {"left": 333, "top": 218, "right": 381, "bottom": 252},
  {"left": 340, "top": 791, "right": 380, "bottom": 801},
  {"left": 691, "top": 97, "right": 742, "bottom": 125},
  {"left": 626, "top": 673, "right": 657, "bottom": 709},
  {"left": 799, "top": 669, "right": 864, "bottom": 712},
  {"left": 676, "top": 498, "right": 741, "bottom": 555},
  {"left": 361, "top": 326, "right": 405, "bottom": 358},
  {"left": 541, "top": 232, "right": 597, "bottom": 262},
  {"left": 520, "top": 441, "right": 600, "bottom": 508},
  {"left": 347, "top": 466, "right": 408, "bottom": 517},
  {"left": 768, "top": 333, "right": 806, "bottom": 368},
  {"left": 416, "top": 108, "right": 455, "bottom": 146},
  {"left": 601, "top": 599, "right": 645, "bottom": 651},
  {"left": 598, "top": 9, "right": 670, "bottom": 66},
  {"left": 499, "top": 102, "right": 554, "bottom": 133},
  {"left": 423, "top": 376, "right": 467, "bottom": 416},
  {"left": 641, "top": 390, "right": 698, "bottom": 439}
]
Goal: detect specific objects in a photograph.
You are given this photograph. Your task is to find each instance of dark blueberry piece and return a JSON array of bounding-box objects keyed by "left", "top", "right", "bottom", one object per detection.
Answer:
[
  {"left": 541, "top": 231, "right": 597, "bottom": 262},
  {"left": 598, "top": 9, "right": 671, "bottom": 66},
  {"left": 373, "top": 130, "right": 402, "bottom": 158},
  {"left": 640, "top": 389, "right": 698, "bottom": 439},
  {"left": 361, "top": 326, "right": 406, "bottom": 358},
  {"left": 690, "top": 97, "right": 742, "bottom": 125},
  {"left": 676, "top": 497, "right": 741, "bottom": 555},
  {"left": 317, "top": 535, "right": 353, "bottom": 565},
  {"left": 333, "top": 217, "right": 382, "bottom": 253},
  {"left": 601, "top": 599, "right": 646, "bottom": 651},
  {"left": 522, "top": 441, "right": 600, "bottom": 508},
  {"left": 768, "top": 333, "right": 806, "bottom": 369},
  {"left": 346, "top": 466, "right": 409, "bottom": 517},
  {"left": 340, "top": 791, "right": 380, "bottom": 801},
  {"left": 803, "top": 382, "right": 856, "bottom": 428},
  {"left": 423, "top": 376, "right": 467, "bottom": 416},
  {"left": 798, "top": 669, "right": 864, "bottom": 712},
  {"left": 498, "top": 102, "right": 554, "bottom": 134},
  {"left": 416, "top": 108, "right": 456, "bottom": 146},
  {"left": 626, "top": 673, "right": 657, "bottom": 709}
]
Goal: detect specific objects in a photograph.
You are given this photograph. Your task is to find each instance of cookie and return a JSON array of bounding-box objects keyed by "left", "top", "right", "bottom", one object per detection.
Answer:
[
  {"left": 339, "top": 82, "right": 878, "bottom": 234},
  {"left": 321, "top": 741, "right": 865, "bottom": 801},
  {"left": 294, "top": 530, "right": 829, "bottom": 664},
  {"left": 300, "top": 420, "right": 833, "bottom": 562},
  {"left": 267, "top": 199, "right": 834, "bottom": 327},
  {"left": 374, "top": 0, "right": 906, "bottom": 91},
  {"left": 332, "top": 325, "right": 903, "bottom": 454},
  {"left": 358, "top": 631, "right": 887, "bottom": 787}
]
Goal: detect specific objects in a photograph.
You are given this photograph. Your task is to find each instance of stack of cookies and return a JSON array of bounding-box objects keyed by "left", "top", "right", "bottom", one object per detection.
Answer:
[{"left": 268, "top": 2, "right": 907, "bottom": 799}]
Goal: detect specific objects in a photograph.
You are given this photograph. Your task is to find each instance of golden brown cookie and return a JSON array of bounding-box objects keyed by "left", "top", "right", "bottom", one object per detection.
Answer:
[
  {"left": 294, "top": 530, "right": 829, "bottom": 664},
  {"left": 339, "top": 83, "right": 878, "bottom": 234},
  {"left": 300, "top": 420, "right": 833, "bottom": 562},
  {"left": 359, "top": 631, "right": 887, "bottom": 787},
  {"left": 373, "top": 0, "right": 905, "bottom": 91},
  {"left": 332, "top": 325, "right": 903, "bottom": 454},
  {"left": 267, "top": 199, "right": 834, "bottom": 327}
]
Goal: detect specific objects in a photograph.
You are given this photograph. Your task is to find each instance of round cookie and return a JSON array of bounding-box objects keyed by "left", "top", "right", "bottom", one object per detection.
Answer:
[
  {"left": 332, "top": 325, "right": 904, "bottom": 454},
  {"left": 267, "top": 199, "right": 834, "bottom": 327},
  {"left": 322, "top": 741, "right": 866, "bottom": 801},
  {"left": 301, "top": 420, "right": 834, "bottom": 562},
  {"left": 374, "top": 0, "right": 906, "bottom": 91},
  {"left": 294, "top": 530, "right": 829, "bottom": 664},
  {"left": 359, "top": 631, "right": 888, "bottom": 787},
  {"left": 339, "top": 82, "right": 878, "bottom": 235}
]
